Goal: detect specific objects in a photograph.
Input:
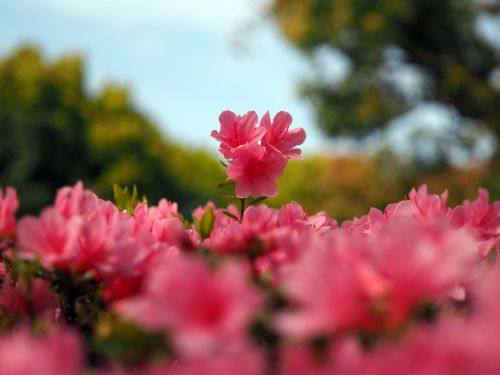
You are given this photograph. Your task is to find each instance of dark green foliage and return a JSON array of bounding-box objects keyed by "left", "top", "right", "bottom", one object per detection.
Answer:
[
  {"left": 0, "top": 45, "right": 225, "bottom": 215},
  {"left": 271, "top": 0, "right": 500, "bottom": 147}
]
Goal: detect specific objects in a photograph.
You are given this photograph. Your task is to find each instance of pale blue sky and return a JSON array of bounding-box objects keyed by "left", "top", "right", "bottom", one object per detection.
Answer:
[
  {"left": 0, "top": 0, "right": 337, "bottom": 154},
  {"left": 0, "top": 0, "right": 497, "bottom": 163}
]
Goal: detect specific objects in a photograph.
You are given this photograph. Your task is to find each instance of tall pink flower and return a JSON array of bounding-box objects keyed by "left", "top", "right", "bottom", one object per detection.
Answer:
[
  {"left": 211, "top": 111, "right": 266, "bottom": 159},
  {"left": 0, "top": 187, "right": 19, "bottom": 238},
  {"left": 227, "top": 143, "right": 287, "bottom": 198},
  {"left": 260, "top": 111, "right": 306, "bottom": 159}
]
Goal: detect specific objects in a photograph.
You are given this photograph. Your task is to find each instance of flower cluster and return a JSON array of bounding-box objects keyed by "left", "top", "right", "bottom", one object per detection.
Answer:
[
  {"left": 0, "top": 111, "right": 499, "bottom": 374},
  {"left": 211, "top": 110, "right": 306, "bottom": 198}
]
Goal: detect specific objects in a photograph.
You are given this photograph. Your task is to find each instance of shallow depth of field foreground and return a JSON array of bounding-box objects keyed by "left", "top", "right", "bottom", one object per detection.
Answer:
[{"left": 0, "top": 110, "right": 500, "bottom": 374}]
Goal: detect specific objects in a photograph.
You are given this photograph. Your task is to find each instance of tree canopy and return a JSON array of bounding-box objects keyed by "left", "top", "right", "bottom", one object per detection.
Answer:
[
  {"left": 0, "top": 45, "right": 225, "bottom": 214},
  {"left": 270, "top": 0, "right": 500, "bottom": 157}
]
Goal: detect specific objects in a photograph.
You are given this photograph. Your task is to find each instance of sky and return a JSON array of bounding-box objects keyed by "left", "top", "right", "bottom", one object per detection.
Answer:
[
  {"left": 0, "top": 0, "right": 339, "bottom": 155},
  {"left": 0, "top": 0, "right": 497, "bottom": 163}
]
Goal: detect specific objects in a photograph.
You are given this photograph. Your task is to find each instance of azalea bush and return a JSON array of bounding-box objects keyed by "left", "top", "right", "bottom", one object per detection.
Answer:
[{"left": 0, "top": 110, "right": 500, "bottom": 374}]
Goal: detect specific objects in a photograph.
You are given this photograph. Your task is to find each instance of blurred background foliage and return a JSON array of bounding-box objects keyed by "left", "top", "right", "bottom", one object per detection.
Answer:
[
  {"left": 270, "top": 0, "right": 500, "bottom": 145},
  {"left": 2, "top": 0, "right": 500, "bottom": 222},
  {"left": 266, "top": 0, "right": 500, "bottom": 218},
  {"left": 0, "top": 46, "right": 225, "bottom": 215}
]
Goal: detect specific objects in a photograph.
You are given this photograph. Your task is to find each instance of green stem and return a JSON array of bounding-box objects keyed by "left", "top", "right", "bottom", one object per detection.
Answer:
[{"left": 239, "top": 198, "right": 246, "bottom": 222}]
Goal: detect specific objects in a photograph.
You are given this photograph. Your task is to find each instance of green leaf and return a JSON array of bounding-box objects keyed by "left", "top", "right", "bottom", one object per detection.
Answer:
[
  {"left": 113, "top": 184, "right": 146, "bottom": 215},
  {"left": 222, "top": 210, "right": 239, "bottom": 221},
  {"left": 113, "top": 183, "right": 129, "bottom": 212},
  {"left": 193, "top": 207, "right": 216, "bottom": 240},
  {"left": 199, "top": 207, "right": 215, "bottom": 240},
  {"left": 177, "top": 213, "right": 192, "bottom": 230},
  {"left": 193, "top": 217, "right": 201, "bottom": 235}
]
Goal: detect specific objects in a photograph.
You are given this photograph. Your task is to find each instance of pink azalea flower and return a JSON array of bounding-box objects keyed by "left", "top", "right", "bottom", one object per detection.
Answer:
[
  {"left": 260, "top": 111, "right": 306, "bottom": 159},
  {"left": 368, "top": 221, "right": 477, "bottom": 324},
  {"left": 211, "top": 111, "right": 266, "bottom": 159},
  {"left": 276, "top": 235, "right": 390, "bottom": 339},
  {"left": 17, "top": 208, "right": 83, "bottom": 269},
  {"left": 240, "top": 205, "right": 279, "bottom": 238},
  {"left": 0, "top": 328, "right": 83, "bottom": 375},
  {"left": 204, "top": 221, "right": 247, "bottom": 254},
  {"left": 277, "top": 202, "right": 336, "bottom": 233},
  {"left": 114, "top": 256, "right": 262, "bottom": 356},
  {"left": 151, "top": 217, "right": 196, "bottom": 249},
  {"left": 449, "top": 188, "right": 500, "bottom": 256},
  {"left": 157, "top": 198, "right": 180, "bottom": 218},
  {"left": 0, "top": 276, "right": 59, "bottom": 319},
  {"left": 408, "top": 184, "right": 448, "bottom": 219},
  {"left": 277, "top": 220, "right": 477, "bottom": 339},
  {"left": 144, "top": 346, "right": 265, "bottom": 375},
  {"left": 54, "top": 181, "right": 99, "bottom": 218},
  {"left": 227, "top": 143, "right": 287, "bottom": 198},
  {"left": 134, "top": 202, "right": 196, "bottom": 250},
  {"left": 0, "top": 186, "right": 19, "bottom": 238},
  {"left": 76, "top": 206, "right": 144, "bottom": 278}
]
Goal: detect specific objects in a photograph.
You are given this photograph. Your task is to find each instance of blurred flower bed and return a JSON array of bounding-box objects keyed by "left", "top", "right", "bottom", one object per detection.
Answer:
[{"left": 0, "top": 111, "right": 499, "bottom": 374}]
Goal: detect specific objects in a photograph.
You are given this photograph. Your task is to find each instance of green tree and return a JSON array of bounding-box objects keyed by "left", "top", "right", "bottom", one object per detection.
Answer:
[
  {"left": 0, "top": 45, "right": 224, "bottom": 214},
  {"left": 270, "top": 0, "right": 500, "bottom": 153}
]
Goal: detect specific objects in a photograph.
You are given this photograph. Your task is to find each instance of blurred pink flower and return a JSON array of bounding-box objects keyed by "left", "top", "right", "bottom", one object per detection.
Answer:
[
  {"left": 277, "top": 219, "right": 477, "bottom": 339},
  {"left": 0, "top": 276, "right": 59, "bottom": 318},
  {"left": 0, "top": 186, "right": 19, "bottom": 238},
  {"left": 276, "top": 236, "right": 389, "bottom": 339},
  {"left": 17, "top": 208, "right": 82, "bottom": 269},
  {"left": 54, "top": 181, "right": 99, "bottom": 218},
  {"left": 0, "top": 328, "right": 83, "bottom": 375},
  {"left": 115, "top": 256, "right": 262, "bottom": 355},
  {"left": 76, "top": 206, "right": 145, "bottom": 278},
  {"left": 449, "top": 188, "right": 500, "bottom": 256},
  {"left": 143, "top": 346, "right": 265, "bottom": 375},
  {"left": 227, "top": 143, "right": 287, "bottom": 198}
]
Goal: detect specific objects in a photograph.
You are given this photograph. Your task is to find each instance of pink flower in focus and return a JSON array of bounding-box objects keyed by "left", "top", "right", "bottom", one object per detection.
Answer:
[
  {"left": 211, "top": 111, "right": 266, "bottom": 159},
  {"left": 260, "top": 111, "right": 306, "bottom": 159},
  {"left": 227, "top": 143, "right": 287, "bottom": 198},
  {"left": 0, "top": 328, "right": 83, "bottom": 375},
  {"left": 0, "top": 187, "right": 19, "bottom": 238}
]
